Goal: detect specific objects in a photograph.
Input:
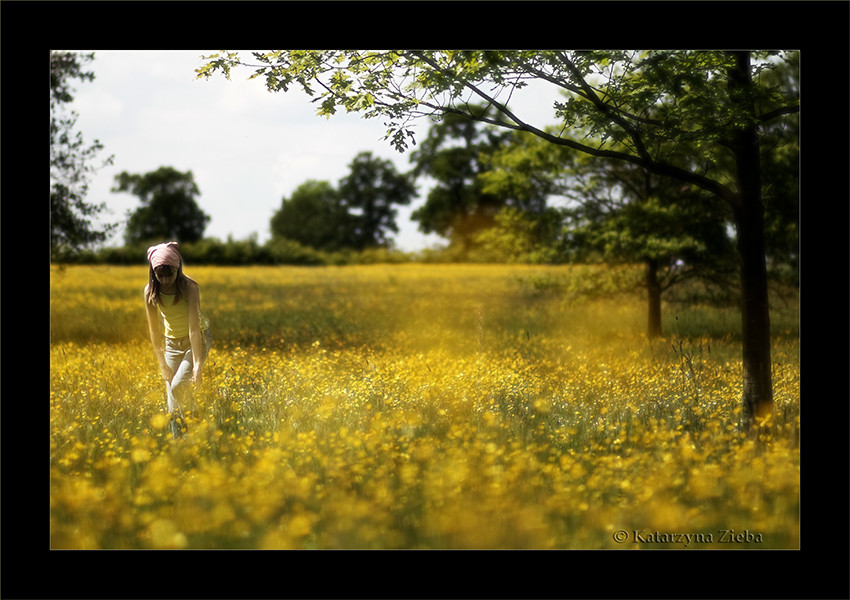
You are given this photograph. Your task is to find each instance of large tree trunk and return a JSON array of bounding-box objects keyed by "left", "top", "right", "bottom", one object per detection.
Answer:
[
  {"left": 645, "top": 258, "right": 663, "bottom": 338},
  {"left": 729, "top": 52, "right": 774, "bottom": 428},
  {"left": 734, "top": 177, "right": 774, "bottom": 427}
]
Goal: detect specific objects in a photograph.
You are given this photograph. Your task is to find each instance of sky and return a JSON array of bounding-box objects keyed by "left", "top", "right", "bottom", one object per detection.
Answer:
[{"left": 71, "top": 50, "right": 561, "bottom": 252}]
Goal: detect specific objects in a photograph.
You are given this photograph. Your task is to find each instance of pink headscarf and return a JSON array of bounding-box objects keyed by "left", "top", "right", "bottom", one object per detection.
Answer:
[{"left": 147, "top": 242, "right": 182, "bottom": 269}]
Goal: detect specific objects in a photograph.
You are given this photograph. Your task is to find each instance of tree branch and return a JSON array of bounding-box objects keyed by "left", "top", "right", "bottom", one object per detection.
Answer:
[
  {"left": 415, "top": 81, "right": 736, "bottom": 205},
  {"left": 758, "top": 104, "right": 799, "bottom": 123}
]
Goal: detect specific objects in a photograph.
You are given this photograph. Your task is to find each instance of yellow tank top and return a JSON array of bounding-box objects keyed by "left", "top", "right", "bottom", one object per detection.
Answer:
[{"left": 159, "top": 293, "right": 209, "bottom": 339}]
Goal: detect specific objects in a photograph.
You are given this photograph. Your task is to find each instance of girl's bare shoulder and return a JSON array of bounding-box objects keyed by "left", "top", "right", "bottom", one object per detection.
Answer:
[
  {"left": 143, "top": 284, "right": 156, "bottom": 309},
  {"left": 185, "top": 278, "right": 201, "bottom": 299}
]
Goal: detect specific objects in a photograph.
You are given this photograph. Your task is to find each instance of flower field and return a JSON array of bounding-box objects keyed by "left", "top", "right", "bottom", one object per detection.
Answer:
[{"left": 50, "top": 263, "right": 799, "bottom": 549}]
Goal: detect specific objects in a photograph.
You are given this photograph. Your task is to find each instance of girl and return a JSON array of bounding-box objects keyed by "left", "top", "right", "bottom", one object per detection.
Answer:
[{"left": 144, "top": 242, "right": 212, "bottom": 437}]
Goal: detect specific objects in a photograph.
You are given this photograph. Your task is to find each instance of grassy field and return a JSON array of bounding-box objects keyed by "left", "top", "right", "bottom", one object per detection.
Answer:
[{"left": 50, "top": 263, "right": 799, "bottom": 549}]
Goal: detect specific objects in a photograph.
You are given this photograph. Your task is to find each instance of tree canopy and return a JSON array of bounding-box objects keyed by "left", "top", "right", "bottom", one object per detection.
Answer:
[
  {"left": 271, "top": 151, "right": 415, "bottom": 251},
  {"left": 338, "top": 151, "right": 416, "bottom": 250},
  {"left": 271, "top": 180, "right": 349, "bottom": 251},
  {"left": 408, "top": 105, "right": 541, "bottom": 249},
  {"left": 50, "top": 51, "right": 116, "bottom": 257},
  {"left": 197, "top": 51, "right": 797, "bottom": 201},
  {"left": 113, "top": 166, "right": 210, "bottom": 244}
]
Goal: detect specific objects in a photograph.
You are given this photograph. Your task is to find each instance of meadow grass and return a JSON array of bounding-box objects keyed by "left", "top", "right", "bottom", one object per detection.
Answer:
[{"left": 50, "top": 263, "right": 799, "bottom": 549}]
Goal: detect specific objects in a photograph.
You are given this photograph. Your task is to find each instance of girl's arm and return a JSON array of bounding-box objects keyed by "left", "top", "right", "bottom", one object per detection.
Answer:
[
  {"left": 187, "top": 282, "right": 204, "bottom": 385},
  {"left": 145, "top": 285, "right": 172, "bottom": 381}
]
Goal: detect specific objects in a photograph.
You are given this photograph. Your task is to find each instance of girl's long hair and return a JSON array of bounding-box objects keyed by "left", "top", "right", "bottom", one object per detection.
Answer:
[{"left": 146, "top": 260, "right": 196, "bottom": 307}]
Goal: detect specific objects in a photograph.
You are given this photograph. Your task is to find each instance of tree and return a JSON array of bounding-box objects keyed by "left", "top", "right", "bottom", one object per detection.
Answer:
[
  {"left": 271, "top": 152, "right": 416, "bottom": 252},
  {"left": 337, "top": 152, "right": 416, "bottom": 250},
  {"left": 50, "top": 51, "right": 116, "bottom": 258},
  {"left": 571, "top": 164, "right": 737, "bottom": 338},
  {"left": 113, "top": 166, "right": 210, "bottom": 244},
  {"left": 408, "top": 105, "right": 520, "bottom": 250},
  {"left": 270, "top": 180, "right": 350, "bottom": 251},
  {"left": 196, "top": 50, "right": 799, "bottom": 427},
  {"left": 483, "top": 136, "right": 738, "bottom": 337},
  {"left": 272, "top": 153, "right": 415, "bottom": 252}
]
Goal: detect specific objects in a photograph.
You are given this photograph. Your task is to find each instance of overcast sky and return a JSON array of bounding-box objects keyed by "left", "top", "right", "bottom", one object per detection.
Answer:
[{"left": 72, "top": 50, "right": 560, "bottom": 251}]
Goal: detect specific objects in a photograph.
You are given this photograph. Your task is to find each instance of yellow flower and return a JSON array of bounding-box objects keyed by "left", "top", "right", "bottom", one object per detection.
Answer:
[
  {"left": 150, "top": 413, "right": 170, "bottom": 431},
  {"left": 131, "top": 448, "right": 150, "bottom": 464},
  {"left": 146, "top": 519, "right": 187, "bottom": 549}
]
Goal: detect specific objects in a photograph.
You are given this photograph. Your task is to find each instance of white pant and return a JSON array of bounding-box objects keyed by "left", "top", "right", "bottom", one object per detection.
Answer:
[{"left": 164, "top": 329, "right": 211, "bottom": 415}]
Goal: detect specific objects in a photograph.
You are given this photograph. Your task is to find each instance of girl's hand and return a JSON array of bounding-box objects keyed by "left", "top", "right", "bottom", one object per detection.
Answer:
[
  {"left": 191, "top": 364, "right": 203, "bottom": 386},
  {"left": 160, "top": 363, "right": 174, "bottom": 383}
]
